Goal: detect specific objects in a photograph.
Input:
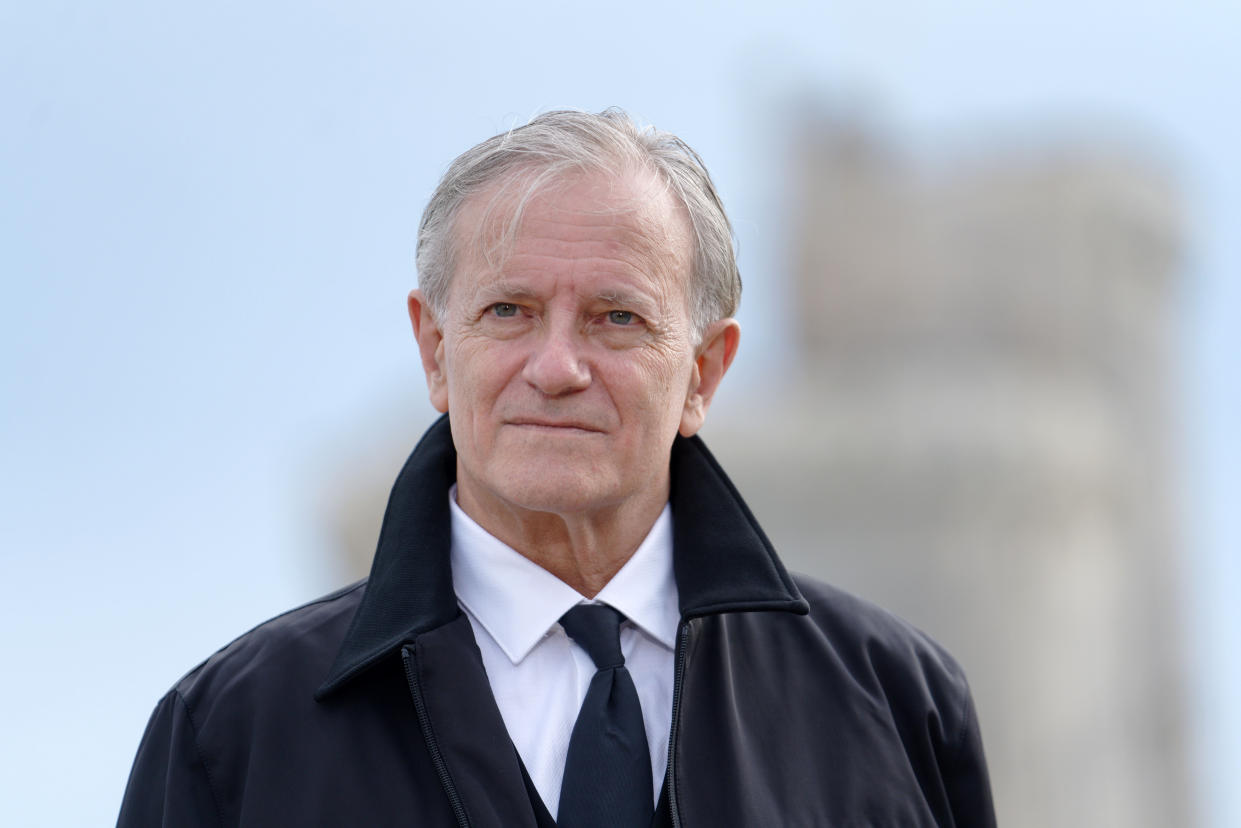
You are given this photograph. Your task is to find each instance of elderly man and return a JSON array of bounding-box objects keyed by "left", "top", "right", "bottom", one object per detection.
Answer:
[{"left": 118, "top": 109, "right": 996, "bottom": 827}]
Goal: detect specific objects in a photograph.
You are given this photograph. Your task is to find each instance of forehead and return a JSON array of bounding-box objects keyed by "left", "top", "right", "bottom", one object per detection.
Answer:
[{"left": 448, "top": 166, "right": 693, "bottom": 300}]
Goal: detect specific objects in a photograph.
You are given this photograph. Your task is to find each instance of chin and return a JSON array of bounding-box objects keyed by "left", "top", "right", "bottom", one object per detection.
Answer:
[{"left": 496, "top": 467, "right": 621, "bottom": 516}]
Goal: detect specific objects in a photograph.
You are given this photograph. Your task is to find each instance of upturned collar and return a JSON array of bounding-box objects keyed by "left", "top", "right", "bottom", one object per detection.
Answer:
[{"left": 317, "top": 415, "right": 807, "bottom": 698}]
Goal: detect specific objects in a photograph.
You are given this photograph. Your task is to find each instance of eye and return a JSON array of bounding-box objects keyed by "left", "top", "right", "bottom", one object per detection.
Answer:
[
  {"left": 490, "top": 303, "right": 520, "bottom": 318},
  {"left": 607, "top": 310, "right": 636, "bottom": 325}
]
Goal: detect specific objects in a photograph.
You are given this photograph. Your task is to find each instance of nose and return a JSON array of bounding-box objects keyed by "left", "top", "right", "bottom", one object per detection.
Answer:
[{"left": 521, "top": 324, "right": 592, "bottom": 396}]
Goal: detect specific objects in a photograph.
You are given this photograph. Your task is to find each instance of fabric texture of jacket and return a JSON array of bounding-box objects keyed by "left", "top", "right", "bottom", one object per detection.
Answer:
[{"left": 118, "top": 416, "right": 997, "bottom": 827}]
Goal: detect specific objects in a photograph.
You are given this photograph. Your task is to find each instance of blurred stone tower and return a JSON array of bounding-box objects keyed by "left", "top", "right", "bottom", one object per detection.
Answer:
[{"left": 707, "top": 111, "right": 1189, "bottom": 827}]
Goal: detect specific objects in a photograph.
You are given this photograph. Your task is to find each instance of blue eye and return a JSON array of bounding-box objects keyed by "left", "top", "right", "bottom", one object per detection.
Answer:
[
  {"left": 491, "top": 303, "right": 519, "bottom": 318},
  {"left": 607, "top": 310, "right": 635, "bottom": 325}
]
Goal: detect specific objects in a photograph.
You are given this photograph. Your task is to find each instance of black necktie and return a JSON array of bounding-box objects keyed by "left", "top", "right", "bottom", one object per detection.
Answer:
[{"left": 557, "top": 604, "right": 654, "bottom": 828}]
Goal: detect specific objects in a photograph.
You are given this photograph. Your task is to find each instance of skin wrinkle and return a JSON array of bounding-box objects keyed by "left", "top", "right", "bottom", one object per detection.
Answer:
[
  {"left": 456, "top": 163, "right": 696, "bottom": 340},
  {"left": 408, "top": 167, "right": 738, "bottom": 596},
  {"left": 458, "top": 196, "right": 692, "bottom": 350}
]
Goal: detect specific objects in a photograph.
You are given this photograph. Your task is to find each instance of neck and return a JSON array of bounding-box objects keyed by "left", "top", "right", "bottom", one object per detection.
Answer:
[{"left": 454, "top": 476, "right": 669, "bottom": 598}]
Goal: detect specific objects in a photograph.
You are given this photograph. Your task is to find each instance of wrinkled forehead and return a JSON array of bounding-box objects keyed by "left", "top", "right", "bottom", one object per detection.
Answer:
[{"left": 447, "top": 165, "right": 694, "bottom": 293}]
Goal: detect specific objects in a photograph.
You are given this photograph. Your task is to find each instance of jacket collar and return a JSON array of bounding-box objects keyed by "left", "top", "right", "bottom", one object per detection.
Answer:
[{"left": 317, "top": 415, "right": 807, "bottom": 698}]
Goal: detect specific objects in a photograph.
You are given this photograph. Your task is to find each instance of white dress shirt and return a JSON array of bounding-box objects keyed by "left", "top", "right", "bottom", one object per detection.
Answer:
[{"left": 449, "top": 488, "right": 680, "bottom": 818}]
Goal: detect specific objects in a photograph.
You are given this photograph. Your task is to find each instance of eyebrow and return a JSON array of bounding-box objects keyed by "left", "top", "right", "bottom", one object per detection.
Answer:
[
  {"left": 475, "top": 280, "right": 659, "bottom": 310},
  {"left": 590, "top": 289, "right": 660, "bottom": 314},
  {"left": 593, "top": 289, "right": 636, "bottom": 306},
  {"left": 472, "top": 280, "right": 540, "bottom": 303}
]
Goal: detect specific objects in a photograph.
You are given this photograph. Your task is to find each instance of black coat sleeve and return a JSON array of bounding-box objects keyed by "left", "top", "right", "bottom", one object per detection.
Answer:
[
  {"left": 943, "top": 686, "right": 998, "bottom": 828},
  {"left": 116, "top": 690, "right": 224, "bottom": 827}
]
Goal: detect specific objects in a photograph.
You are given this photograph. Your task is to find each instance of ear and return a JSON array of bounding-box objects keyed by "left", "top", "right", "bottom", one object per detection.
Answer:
[
  {"left": 680, "top": 319, "right": 741, "bottom": 438},
  {"left": 408, "top": 290, "right": 449, "bottom": 413}
]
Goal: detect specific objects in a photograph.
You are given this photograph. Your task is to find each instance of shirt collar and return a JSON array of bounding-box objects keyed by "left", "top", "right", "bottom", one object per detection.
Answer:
[
  {"left": 449, "top": 486, "right": 679, "bottom": 664},
  {"left": 594, "top": 506, "right": 679, "bottom": 650}
]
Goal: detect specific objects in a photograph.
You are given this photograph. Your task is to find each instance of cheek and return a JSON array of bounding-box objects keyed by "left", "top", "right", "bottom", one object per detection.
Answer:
[
  {"left": 445, "top": 342, "right": 529, "bottom": 416},
  {"left": 619, "top": 354, "right": 694, "bottom": 423}
]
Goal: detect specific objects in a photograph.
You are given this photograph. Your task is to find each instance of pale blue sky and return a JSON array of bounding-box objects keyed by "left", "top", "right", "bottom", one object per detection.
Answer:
[{"left": 2, "top": 1, "right": 1237, "bottom": 824}]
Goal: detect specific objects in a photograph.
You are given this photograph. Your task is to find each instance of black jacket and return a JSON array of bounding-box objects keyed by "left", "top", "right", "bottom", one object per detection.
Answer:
[{"left": 118, "top": 417, "right": 996, "bottom": 827}]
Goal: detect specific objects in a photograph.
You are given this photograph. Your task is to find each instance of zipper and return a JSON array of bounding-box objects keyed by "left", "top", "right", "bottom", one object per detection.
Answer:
[
  {"left": 665, "top": 621, "right": 691, "bottom": 828},
  {"left": 402, "top": 645, "right": 470, "bottom": 828}
]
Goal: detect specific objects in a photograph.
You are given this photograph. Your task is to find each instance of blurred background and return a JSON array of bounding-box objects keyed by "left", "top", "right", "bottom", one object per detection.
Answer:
[{"left": 2, "top": 1, "right": 1237, "bottom": 825}]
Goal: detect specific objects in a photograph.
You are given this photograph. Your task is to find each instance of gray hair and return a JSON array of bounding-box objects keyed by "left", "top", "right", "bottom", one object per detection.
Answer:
[{"left": 415, "top": 108, "right": 741, "bottom": 339}]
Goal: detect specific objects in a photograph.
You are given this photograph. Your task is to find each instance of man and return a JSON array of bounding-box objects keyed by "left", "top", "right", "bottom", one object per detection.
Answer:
[{"left": 118, "top": 109, "right": 996, "bottom": 827}]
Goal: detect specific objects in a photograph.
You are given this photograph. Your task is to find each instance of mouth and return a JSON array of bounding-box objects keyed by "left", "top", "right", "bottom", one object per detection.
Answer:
[{"left": 505, "top": 419, "right": 605, "bottom": 434}]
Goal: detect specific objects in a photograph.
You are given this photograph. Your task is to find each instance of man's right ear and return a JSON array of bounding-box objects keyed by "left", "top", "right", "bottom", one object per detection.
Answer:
[{"left": 407, "top": 290, "right": 449, "bottom": 413}]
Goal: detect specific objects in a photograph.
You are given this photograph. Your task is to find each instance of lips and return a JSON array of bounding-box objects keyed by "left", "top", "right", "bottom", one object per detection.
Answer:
[{"left": 505, "top": 418, "right": 605, "bottom": 433}]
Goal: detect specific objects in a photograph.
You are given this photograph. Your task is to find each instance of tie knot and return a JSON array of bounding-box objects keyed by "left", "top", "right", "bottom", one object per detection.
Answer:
[{"left": 559, "top": 604, "right": 625, "bottom": 669}]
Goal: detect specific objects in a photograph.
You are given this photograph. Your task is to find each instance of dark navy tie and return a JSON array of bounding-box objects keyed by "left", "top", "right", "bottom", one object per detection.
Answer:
[{"left": 557, "top": 604, "right": 653, "bottom": 828}]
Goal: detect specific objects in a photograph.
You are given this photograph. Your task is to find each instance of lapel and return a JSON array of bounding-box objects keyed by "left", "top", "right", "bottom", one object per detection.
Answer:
[
  {"left": 666, "top": 421, "right": 808, "bottom": 619},
  {"left": 317, "top": 416, "right": 460, "bottom": 697},
  {"left": 403, "top": 614, "right": 543, "bottom": 828}
]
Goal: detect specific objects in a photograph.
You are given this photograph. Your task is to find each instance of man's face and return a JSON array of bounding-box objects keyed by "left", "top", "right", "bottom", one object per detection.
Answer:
[{"left": 410, "top": 168, "right": 733, "bottom": 523}]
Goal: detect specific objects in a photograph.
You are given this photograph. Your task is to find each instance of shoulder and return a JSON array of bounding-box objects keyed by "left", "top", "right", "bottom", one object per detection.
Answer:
[
  {"left": 170, "top": 580, "right": 367, "bottom": 711},
  {"left": 789, "top": 576, "right": 996, "bottom": 824},
  {"left": 119, "top": 582, "right": 374, "bottom": 825},
  {"left": 790, "top": 572, "right": 973, "bottom": 706}
]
